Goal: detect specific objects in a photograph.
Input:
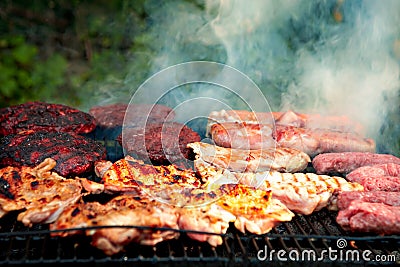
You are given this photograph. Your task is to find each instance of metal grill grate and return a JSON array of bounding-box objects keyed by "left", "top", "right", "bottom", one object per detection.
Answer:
[
  {"left": 0, "top": 126, "right": 399, "bottom": 266},
  {"left": 0, "top": 209, "right": 399, "bottom": 266}
]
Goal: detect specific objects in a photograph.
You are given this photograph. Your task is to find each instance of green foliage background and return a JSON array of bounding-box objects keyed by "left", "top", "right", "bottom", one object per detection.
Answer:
[{"left": 0, "top": 0, "right": 149, "bottom": 109}]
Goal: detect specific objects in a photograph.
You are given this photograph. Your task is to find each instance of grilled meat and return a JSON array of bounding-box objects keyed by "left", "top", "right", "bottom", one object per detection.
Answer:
[
  {"left": 89, "top": 103, "right": 175, "bottom": 128},
  {"left": 207, "top": 109, "right": 364, "bottom": 135},
  {"left": 119, "top": 122, "right": 200, "bottom": 166},
  {"left": 50, "top": 194, "right": 180, "bottom": 255},
  {"left": 0, "top": 131, "right": 106, "bottom": 177},
  {"left": 210, "top": 122, "right": 375, "bottom": 156},
  {"left": 188, "top": 142, "right": 310, "bottom": 173},
  {"left": 210, "top": 122, "right": 276, "bottom": 150},
  {"left": 312, "top": 152, "right": 400, "bottom": 174},
  {"left": 194, "top": 158, "right": 363, "bottom": 215},
  {"left": 0, "top": 158, "right": 82, "bottom": 226},
  {"left": 346, "top": 163, "right": 400, "bottom": 191},
  {"left": 336, "top": 200, "right": 400, "bottom": 235},
  {"left": 274, "top": 125, "right": 375, "bottom": 156},
  {"left": 337, "top": 191, "right": 400, "bottom": 210},
  {"left": 0, "top": 101, "right": 96, "bottom": 136}
]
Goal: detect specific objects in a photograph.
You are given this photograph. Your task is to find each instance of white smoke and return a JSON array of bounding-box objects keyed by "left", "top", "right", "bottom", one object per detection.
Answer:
[{"left": 136, "top": 0, "right": 400, "bottom": 153}]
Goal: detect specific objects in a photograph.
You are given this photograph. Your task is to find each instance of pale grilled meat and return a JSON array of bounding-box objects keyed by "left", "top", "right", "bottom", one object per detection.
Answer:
[
  {"left": 188, "top": 141, "right": 310, "bottom": 173},
  {"left": 0, "top": 158, "right": 82, "bottom": 226},
  {"left": 194, "top": 158, "right": 363, "bottom": 215}
]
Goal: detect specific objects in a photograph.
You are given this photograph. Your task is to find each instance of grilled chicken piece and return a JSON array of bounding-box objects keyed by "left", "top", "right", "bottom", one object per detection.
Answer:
[
  {"left": 188, "top": 142, "right": 310, "bottom": 173},
  {"left": 0, "top": 158, "right": 82, "bottom": 226},
  {"left": 86, "top": 156, "right": 201, "bottom": 195},
  {"left": 51, "top": 194, "right": 180, "bottom": 255},
  {"left": 210, "top": 122, "right": 375, "bottom": 156},
  {"left": 216, "top": 184, "right": 294, "bottom": 234},
  {"left": 194, "top": 159, "right": 363, "bottom": 215}
]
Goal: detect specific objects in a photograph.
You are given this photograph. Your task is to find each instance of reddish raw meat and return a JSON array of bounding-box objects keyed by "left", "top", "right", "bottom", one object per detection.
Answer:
[
  {"left": 337, "top": 191, "right": 400, "bottom": 210},
  {"left": 312, "top": 152, "right": 400, "bottom": 174}
]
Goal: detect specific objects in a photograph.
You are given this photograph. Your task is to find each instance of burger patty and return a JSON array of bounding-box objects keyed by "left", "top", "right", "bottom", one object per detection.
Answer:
[
  {"left": 0, "top": 101, "right": 96, "bottom": 136},
  {"left": 0, "top": 131, "right": 106, "bottom": 177},
  {"left": 89, "top": 103, "right": 175, "bottom": 128},
  {"left": 120, "top": 122, "right": 201, "bottom": 165}
]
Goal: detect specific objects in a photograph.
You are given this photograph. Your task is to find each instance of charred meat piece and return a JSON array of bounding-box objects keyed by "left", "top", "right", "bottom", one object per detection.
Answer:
[
  {"left": 0, "top": 131, "right": 106, "bottom": 177},
  {"left": 210, "top": 122, "right": 375, "bottom": 156},
  {"left": 0, "top": 158, "right": 82, "bottom": 226},
  {"left": 188, "top": 142, "right": 310, "bottom": 173},
  {"left": 346, "top": 163, "right": 400, "bottom": 191},
  {"left": 336, "top": 200, "right": 400, "bottom": 235},
  {"left": 312, "top": 152, "right": 400, "bottom": 174},
  {"left": 120, "top": 122, "right": 200, "bottom": 165},
  {"left": 50, "top": 194, "right": 180, "bottom": 255},
  {"left": 89, "top": 103, "right": 175, "bottom": 128},
  {"left": 0, "top": 101, "right": 96, "bottom": 136},
  {"left": 337, "top": 191, "right": 400, "bottom": 210}
]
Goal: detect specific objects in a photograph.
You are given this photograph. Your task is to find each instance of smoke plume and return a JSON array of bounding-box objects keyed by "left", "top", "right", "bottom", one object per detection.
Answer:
[{"left": 129, "top": 0, "right": 400, "bottom": 153}]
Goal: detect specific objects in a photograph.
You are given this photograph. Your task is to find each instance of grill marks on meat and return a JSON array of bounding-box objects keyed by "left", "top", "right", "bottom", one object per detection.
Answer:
[
  {"left": 188, "top": 141, "right": 310, "bottom": 173},
  {"left": 210, "top": 122, "right": 375, "bottom": 156},
  {"left": 194, "top": 158, "right": 363, "bottom": 215},
  {"left": 345, "top": 163, "right": 400, "bottom": 192},
  {"left": 86, "top": 156, "right": 201, "bottom": 195},
  {"left": 50, "top": 194, "right": 180, "bottom": 255},
  {"left": 51, "top": 184, "right": 293, "bottom": 254},
  {"left": 0, "top": 101, "right": 96, "bottom": 135},
  {"left": 0, "top": 131, "right": 106, "bottom": 177},
  {"left": 120, "top": 122, "right": 200, "bottom": 166},
  {"left": 312, "top": 152, "right": 400, "bottom": 174},
  {"left": 0, "top": 158, "right": 82, "bottom": 226}
]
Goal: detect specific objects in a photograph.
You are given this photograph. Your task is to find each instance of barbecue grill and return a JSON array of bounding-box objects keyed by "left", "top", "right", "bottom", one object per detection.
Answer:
[{"left": 1, "top": 127, "right": 399, "bottom": 267}]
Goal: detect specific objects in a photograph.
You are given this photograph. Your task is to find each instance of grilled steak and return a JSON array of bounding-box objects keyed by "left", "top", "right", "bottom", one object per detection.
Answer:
[
  {"left": 194, "top": 158, "right": 363, "bottom": 215},
  {"left": 210, "top": 122, "right": 375, "bottom": 156},
  {"left": 312, "top": 152, "right": 400, "bottom": 174},
  {"left": 188, "top": 142, "right": 310, "bottom": 173},
  {"left": 0, "top": 131, "right": 106, "bottom": 177},
  {"left": 346, "top": 163, "right": 400, "bottom": 191},
  {"left": 89, "top": 103, "right": 175, "bottom": 128},
  {"left": 0, "top": 101, "right": 96, "bottom": 135},
  {"left": 0, "top": 158, "right": 82, "bottom": 226},
  {"left": 337, "top": 191, "right": 400, "bottom": 210},
  {"left": 336, "top": 200, "right": 400, "bottom": 235},
  {"left": 120, "top": 122, "right": 200, "bottom": 166}
]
